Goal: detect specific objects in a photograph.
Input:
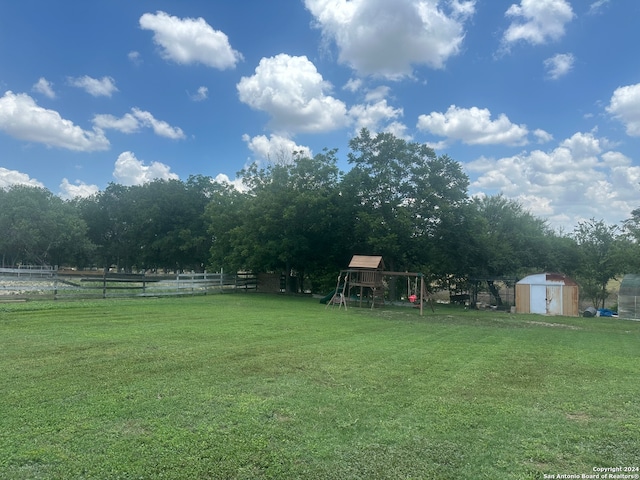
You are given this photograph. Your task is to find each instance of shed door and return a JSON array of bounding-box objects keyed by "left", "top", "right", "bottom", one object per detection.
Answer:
[
  {"left": 546, "top": 285, "right": 563, "bottom": 315},
  {"left": 530, "top": 285, "right": 547, "bottom": 314}
]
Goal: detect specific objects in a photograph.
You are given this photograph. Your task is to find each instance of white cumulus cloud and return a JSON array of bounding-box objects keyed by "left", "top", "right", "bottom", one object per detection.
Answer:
[
  {"left": 213, "top": 173, "right": 247, "bottom": 192},
  {"left": 59, "top": 178, "right": 99, "bottom": 200},
  {"left": 417, "top": 105, "right": 529, "bottom": 146},
  {"left": 503, "top": 0, "right": 574, "bottom": 47},
  {"left": 93, "top": 112, "right": 140, "bottom": 134},
  {"left": 242, "top": 134, "right": 312, "bottom": 164},
  {"left": 544, "top": 53, "right": 575, "bottom": 79},
  {"left": 606, "top": 83, "right": 640, "bottom": 137},
  {"left": 466, "top": 131, "right": 639, "bottom": 230},
  {"left": 32, "top": 78, "right": 56, "bottom": 99},
  {"left": 113, "top": 151, "right": 179, "bottom": 186},
  {"left": 130, "top": 108, "right": 186, "bottom": 140},
  {"left": 189, "top": 86, "right": 209, "bottom": 101},
  {"left": 0, "top": 167, "right": 44, "bottom": 189},
  {"left": 588, "top": 0, "right": 610, "bottom": 15},
  {"left": 237, "top": 54, "right": 349, "bottom": 134},
  {"left": 93, "top": 108, "right": 185, "bottom": 140},
  {"left": 305, "top": 0, "right": 475, "bottom": 78},
  {"left": 349, "top": 99, "right": 404, "bottom": 133},
  {"left": 67, "top": 75, "right": 118, "bottom": 97},
  {"left": 344, "top": 78, "right": 363, "bottom": 93},
  {"left": 128, "top": 51, "right": 142, "bottom": 65},
  {"left": 533, "top": 129, "right": 553, "bottom": 143},
  {"left": 139, "top": 11, "right": 242, "bottom": 69},
  {"left": 0, "top": 91, "right": 109, "bottom": 151}
]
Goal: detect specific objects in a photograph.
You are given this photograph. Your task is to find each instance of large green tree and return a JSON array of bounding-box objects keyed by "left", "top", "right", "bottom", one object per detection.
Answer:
[
  {"left": 0, "top": 185, "right": 93, "bottom": 267},
  {"left": 80, "top": 178, "right": 214, "bottom": 272},
  {"left": 620, "top": 208, "right": 640, "bottom": 273},
  {"left": 126, "top": 177, "right": 212, "bottom": 271},
  {"left": 424, "top": 200, "right": 485, "bottom": 292},
  {"left": 470, "top": 195, "right": 550, "bottom": 277},
  {"left": 572, "top": 218, "right": 624, "bottom": 308},
  {"left": 207, "top": 150, "right": 346, "bottom": 292},
  {"left": 342, "top": 129, "right": 469, "bottom": 274},
  {"left": 205, "top": 180, "right": 247, "bottom": 273},
  {"left": 79, "top": 183, "right": 138, "bottom": 271},
  {"left": 463, "top": 195, "right": 552, "bottom": 305}
]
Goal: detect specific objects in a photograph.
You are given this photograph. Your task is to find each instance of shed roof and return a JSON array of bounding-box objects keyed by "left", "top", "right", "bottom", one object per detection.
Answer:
[
  {"left": 619, "top": 274, "right": 640, "bottom": 296},
  {"left": 348, "top": 255, "right": 385, "bottom": 270},
  {"left": 517, "top": 273, "right": 577, "bottom": 286}
]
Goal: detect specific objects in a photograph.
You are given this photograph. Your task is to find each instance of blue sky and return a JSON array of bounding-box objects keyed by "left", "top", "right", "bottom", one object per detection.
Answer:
[{"left": 1, "top": 0, "right": 639, "bottom": 231}]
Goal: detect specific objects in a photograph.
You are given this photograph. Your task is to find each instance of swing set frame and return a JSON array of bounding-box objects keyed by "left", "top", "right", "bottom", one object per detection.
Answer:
[{"left": 327, "top": 269, "right": 429, "bottom": 316}]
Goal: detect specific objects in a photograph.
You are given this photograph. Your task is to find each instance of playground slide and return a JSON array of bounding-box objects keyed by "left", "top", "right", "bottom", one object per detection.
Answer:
[{"left": 319, "top": 286, "right": 343, "bottom": 304}]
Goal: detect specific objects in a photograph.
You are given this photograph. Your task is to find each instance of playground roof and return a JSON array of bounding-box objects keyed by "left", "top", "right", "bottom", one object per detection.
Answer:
[{"left": 348, "top": 255, "right": 385, "bottom": 270}]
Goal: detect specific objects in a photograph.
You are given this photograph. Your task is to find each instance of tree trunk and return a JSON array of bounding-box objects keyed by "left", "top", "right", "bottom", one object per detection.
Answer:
[{"left": 487, "top": 280, "right": 503, "bottom": 306}]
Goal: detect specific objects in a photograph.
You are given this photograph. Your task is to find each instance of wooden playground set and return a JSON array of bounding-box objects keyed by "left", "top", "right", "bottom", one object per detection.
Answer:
[{"left": 324, "top": 255, "right": 428, "bottom": 315}]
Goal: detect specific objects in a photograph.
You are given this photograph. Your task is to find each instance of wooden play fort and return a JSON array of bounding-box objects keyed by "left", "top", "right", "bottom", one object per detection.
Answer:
[{"left": 326, "top": 255, "right": 427, "bottom": 315}]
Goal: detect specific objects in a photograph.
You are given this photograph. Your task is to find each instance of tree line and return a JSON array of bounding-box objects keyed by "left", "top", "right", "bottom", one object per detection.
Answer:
[{"left": 2, "top": 129, "right": 639, "bottom": 307}]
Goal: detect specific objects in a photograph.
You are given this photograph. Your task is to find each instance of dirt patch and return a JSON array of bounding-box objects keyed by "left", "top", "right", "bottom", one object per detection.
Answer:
[
  {"left": 566, "top": 412, "right": 590, "bottom": 422},
  {"left": 525, "top": 320, "right": 582, "bottom": 330}
]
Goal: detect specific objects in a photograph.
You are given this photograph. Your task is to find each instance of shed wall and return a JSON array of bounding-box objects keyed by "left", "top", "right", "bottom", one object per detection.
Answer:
[
  {"left": 515, "top": 284, "right": 530, "bottom": 313},
  {"left": 563, "top": 285, "right": 579, "bottom": 317}
]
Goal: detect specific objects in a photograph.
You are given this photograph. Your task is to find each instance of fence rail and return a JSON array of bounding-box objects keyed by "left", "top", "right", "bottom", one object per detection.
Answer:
[
  {"left": 0, "top": 268, "right": 258, "bottom": 300},
  {"left": 0, "top": 266, "right": 57, "bottom": 278}
]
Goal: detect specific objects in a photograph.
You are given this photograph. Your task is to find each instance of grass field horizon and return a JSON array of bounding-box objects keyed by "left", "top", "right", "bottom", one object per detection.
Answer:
[{"left": 1, "top": 294, "right": 639, "bottom": 479}]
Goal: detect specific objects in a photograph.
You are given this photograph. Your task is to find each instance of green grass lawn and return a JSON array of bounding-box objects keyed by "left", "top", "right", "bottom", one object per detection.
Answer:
[{"left": 1, "top": 295, "right": 639, "bottom": 479}]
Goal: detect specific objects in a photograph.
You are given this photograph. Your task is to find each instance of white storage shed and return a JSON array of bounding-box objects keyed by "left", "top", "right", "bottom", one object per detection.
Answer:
[{"left": 515, "top": 273, "right": 579, "bottom": 316}]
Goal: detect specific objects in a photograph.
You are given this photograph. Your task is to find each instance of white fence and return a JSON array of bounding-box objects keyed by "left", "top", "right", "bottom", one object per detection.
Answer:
[
  {"left": 0, "top": 266, "right": 56, "bottom": 278},
  {"left": 0, "top": 268, "right": 257, "bottom": 300}
]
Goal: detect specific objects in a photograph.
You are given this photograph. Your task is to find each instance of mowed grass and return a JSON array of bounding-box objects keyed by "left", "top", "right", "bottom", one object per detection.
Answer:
[{"left": 1, "top": 295, "right": 639, "bottom": 480}]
